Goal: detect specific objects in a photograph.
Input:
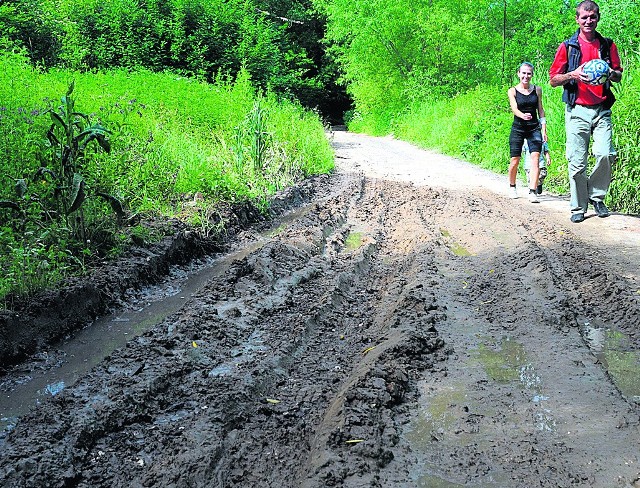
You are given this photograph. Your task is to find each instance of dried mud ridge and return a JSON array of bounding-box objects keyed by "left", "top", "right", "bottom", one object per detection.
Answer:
[{"left": 1, "top": 173, "right": 640, "bottom": 487}]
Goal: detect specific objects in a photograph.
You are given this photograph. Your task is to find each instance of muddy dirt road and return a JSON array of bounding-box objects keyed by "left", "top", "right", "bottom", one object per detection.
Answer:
[{"left": 1, "top": 129, "right": 640, "bottom": 487}]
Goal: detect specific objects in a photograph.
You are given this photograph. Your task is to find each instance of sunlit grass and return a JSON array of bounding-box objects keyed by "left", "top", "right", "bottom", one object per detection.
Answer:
[{"left": 0, "top": 51, "right": 334, "bottom": 303}]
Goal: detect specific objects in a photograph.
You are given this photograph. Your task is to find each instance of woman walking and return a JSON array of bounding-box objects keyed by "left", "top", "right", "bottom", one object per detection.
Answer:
[{"left": 507, "top": 62, "right": 547, "bottom": 202}]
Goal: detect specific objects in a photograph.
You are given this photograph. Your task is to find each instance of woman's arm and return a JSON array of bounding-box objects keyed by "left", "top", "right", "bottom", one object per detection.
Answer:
[{"left": 536, "top": 86, "right": 548, "bottom": 142}]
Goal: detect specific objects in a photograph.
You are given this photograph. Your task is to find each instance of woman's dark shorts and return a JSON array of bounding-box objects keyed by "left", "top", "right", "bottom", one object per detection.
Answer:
[{"left": 509, "top": 124, "right": 542, "bottom": 158}]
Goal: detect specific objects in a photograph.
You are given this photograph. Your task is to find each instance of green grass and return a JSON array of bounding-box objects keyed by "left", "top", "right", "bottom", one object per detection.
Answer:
[{"left": 0, "top": 50, "right": 334, "bottom": 304}]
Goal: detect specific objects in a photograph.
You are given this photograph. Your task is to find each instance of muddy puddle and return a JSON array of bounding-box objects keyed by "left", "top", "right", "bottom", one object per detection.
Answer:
[
  {"left": 405, "top": 336, "right": 553, "bottom": 486},
  {"left": 439, "top": 227, "right": 473, "bottom": 257},
  {"left": 343, "top": 230, "right": 364, "bottom": 252},
  {"left": 0, "top": 206, "right": 311, "bottom": 438},
  {"left": 580, "top": 318, "right": 640, "bottom": 403}
]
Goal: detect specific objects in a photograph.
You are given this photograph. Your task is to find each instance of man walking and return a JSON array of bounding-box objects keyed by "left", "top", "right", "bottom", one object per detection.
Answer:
[{"left": 549, "top": 0, "right": 623, "bottom": 223}]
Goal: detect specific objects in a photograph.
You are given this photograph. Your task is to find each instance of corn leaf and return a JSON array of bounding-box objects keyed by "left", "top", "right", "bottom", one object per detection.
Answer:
[
  {"left": 67, "top": 173, "right": 86, "bottom": 214},
  {"left": 96, "top": 192, "right": 126, "bottom": 220}
]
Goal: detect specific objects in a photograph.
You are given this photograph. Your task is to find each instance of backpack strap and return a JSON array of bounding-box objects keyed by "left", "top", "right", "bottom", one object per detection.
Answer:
[
  {"left": 599, "top": 36, "right": 612, "bottom": 64},
  {"left": 562, "top": 38, "right": 581, "bottom": 107},
  {"left": 564, "top": 40, "right": 580, "bottom": 71}
]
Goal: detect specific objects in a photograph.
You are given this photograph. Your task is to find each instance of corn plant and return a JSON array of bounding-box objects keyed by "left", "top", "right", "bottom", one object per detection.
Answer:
[
  {"left": 1, "top": 83, "right": 126, "bottom": 238},
  {"left": 46, "top": 82, "right": 126, "bottom": 227}
]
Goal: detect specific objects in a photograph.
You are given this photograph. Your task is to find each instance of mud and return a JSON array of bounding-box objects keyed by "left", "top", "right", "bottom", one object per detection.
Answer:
[
  {"left": 0, "top": 182, "right": 317, "bottom": 370},
  {"left": 1, "top": 130, "right": 640, "bottom": 487}
]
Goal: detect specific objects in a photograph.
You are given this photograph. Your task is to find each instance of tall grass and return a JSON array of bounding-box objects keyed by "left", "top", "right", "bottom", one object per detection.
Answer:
[
  {"left": 392, "top": 86, "right": 511, "bottom": 175},
  {"left": 607, "top": 51, "right": 640, "bottom": 211},
  {"left": 0, "top": 50, "right": 333, "bottom": 303}
]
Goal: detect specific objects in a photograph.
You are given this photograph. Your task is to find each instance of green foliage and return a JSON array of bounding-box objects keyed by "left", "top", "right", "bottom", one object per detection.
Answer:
[
  {"left": 44, "top": 82, "right": 120, "bottom": 218},
  {"left": 607, "top": 52, "right": 640, "bottom": 214},
  {"left": 0, "top": 225, "right": 79, "bottom": 304},
  {"left": 0, "top": 0, "right": 63, "bottom": 66},
  {"left": 1, "top": 0, "right": 349, "bottom": 120},
  {"left": 1, "top": 81, "right": 122, "bottom": 243},
  {"left": 234, "top": 98, "right": 272, "bottom": 175},
  {"left": 0, "top": 51, "right": 333, "bottom": 302},
  {"left": 321, "top": 0, "right": 568, "bottom": 132},
  {"left": 393, "top": 85, "right": 512, "bottom": 174}
]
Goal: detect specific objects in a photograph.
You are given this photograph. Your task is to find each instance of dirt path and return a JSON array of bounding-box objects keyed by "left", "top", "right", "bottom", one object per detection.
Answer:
[{"left": 1, "top": 129, "right": 639, "bottom": 487}]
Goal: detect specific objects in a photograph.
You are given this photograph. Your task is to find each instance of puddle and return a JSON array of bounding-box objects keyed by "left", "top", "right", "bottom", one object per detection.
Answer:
[
  {"left": 405, "top": 383, "right": 512, "bottom": 485},
  {"left": 476, "top": 337, "right": 541, "bottom": 390},
  {"left": 405, "top": 385, "right": 475, "bottom": 485},
  {"left": 581, "top": 321, "right": 640, "bottom": 403},
  {"left": 406, "top": 387, "right": 467, "bottom": 447},
  {"left": 344, "top": 231, "right": 364, "bottom": 251},
  {"left": 0, "top": 205, "right": 310, "bottom": 437},
  {"left": 476, "top": 337, "right": 555, "bottom": 433},
  {"left": 406, "top": 337, "right": 553, "bottom": 483},
  {"left": 266, "top": 223, "right": 287, "bottom": 237},
  {"left": 439, "top": 228, "right": 472, "bottom": 256}
]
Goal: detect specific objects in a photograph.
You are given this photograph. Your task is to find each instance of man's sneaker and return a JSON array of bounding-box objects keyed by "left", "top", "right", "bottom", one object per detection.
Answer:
[
  {"left": 510, "top": 187, "right": 518, "bottom": 199},
  {"left": 571, "top": 213, "right": 585, "bottom": 223},
  {"left": 528, "top": 191, "right": 539, "bottom": 203},
  {"left": 536, "top": 184, "right": 543, "bottom": 195},
  {"left": 589, "top": 199, "right": 610, "bottom": 218}
]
